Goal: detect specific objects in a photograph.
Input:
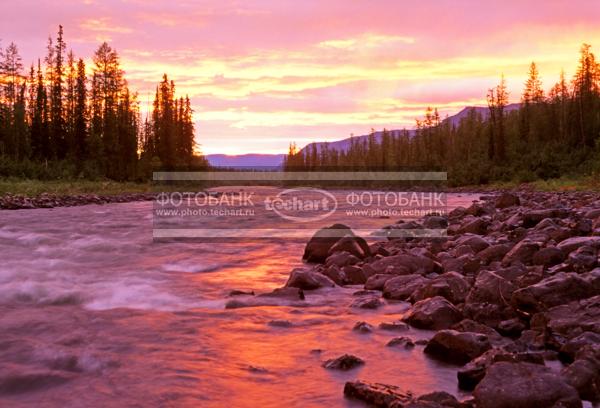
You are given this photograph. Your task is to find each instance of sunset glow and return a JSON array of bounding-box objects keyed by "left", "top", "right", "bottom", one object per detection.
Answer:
[{"left": 3, "top": 0, "right": 600, "bottom": 154}]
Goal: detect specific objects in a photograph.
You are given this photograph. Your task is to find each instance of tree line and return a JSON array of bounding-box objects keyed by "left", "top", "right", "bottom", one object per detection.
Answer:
[
  {"left": 0, "top": 25, "right": 206, "bottom": 181},
  {"left": 284, "top": 44, "right": 600, "bottom": 186}
]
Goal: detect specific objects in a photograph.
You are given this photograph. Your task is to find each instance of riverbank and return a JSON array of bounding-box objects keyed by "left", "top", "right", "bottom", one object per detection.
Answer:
[{"left": 251, "top": 190, "right": 600, "bottom": 407}]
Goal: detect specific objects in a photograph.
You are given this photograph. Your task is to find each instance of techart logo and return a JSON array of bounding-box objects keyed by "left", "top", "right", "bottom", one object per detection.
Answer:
[{"left": 264, "top": 188, "right": 337, "bottom": 222}]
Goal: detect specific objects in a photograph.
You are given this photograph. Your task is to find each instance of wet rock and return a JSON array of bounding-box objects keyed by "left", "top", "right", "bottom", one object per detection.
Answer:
[
  {"left": 325, "top": 251, "right": 359, "bottom": 268},
  {"left": 512, "top": 272, "right": 598, "bottom": 313},
  {"left": 423, "top": 215, "right": 449, "bottom": 229},
  {"left": 268, "top": 319, "right": 292, "bottom": 327},
  {"left": 285, "top": 267, "right": 336, "bottom": 290},
  {"left": 458, "top": 218, "right": 489, "bottom": 235},
  {"left": 497, "top": 318, "right": 526, "bottom": 337},
  {"left": 424, "top": 330, "right": 491, "bottom": 365},
  {"left": 402, "top": 296, "right": 462, "bottom": 330},
  {"left": 343, "top": 265, "right": 368, "bottom": 285},
  {"left": 382, "top": 274, "right": 429, "bottom": 301},
  {"left": 522, "top": 208, "right": 570, "bottom": 228},
  {"left": 379, "top": 321, "right": 409, "bottom": 332},
  {"left": 451, "top": 319, "right": 505, "bottom": 345},
  {"left": 365, "top": 274, "right": 396, "bottom": 290},
  {"left": 561, "top": 358, "right": 600, "bottom": 402},
  {"left": 322, "top": 265, "right": 345, "bottom": 285},
  {"left": 329, "top": 235, "right": 371, "bottom": 259},
  {"left": 532, "top": 246, "right": 565, "bottom": 267},
  {"left": 473, "top": 362, "right": 581, "bottom": 408},
  {"left": 456, "top": 234, "right": 490, "bottom": 253},
  {"left": 386, "top": 336, "right": 415, "bottom": 349},
  {"left": 531, "top": 295, "right": 600, "bottom": 347},
  {"left": 466, "top": 270, "right": 515, "bottom": 306},
  {"left": 353, "top": 321, "right": 374, "bottom": 333},
  {"left": 566, "top": 246, "right": 597, "bottom": 271},
  {"left": 411, "top": 272, "right": 471, "bottom": 305},
  {"left": 457, "top": 349, "right": 545, "bottom": 390},
  {"left": 351, "top": 296, "right": 384, "bottom": 309},
  {"left": 343, "top": 380, "right": 414, "bottom": 407},
  {"left": 442, "top": 254, "right": 481, "bottom": 275},
  {"left": 322, "top": 354, "right": 365, "bottom": 370},
  {"left": 363, "top": 253, "right": 439, "bottom": 277},
  {"left": 502, "top": 239, "right": 540, "bottom": 266},
  {"left": 416, "top": 391, "right": 463, "bottom": 408},
  {"left": 495, "top": 192, "right": 520, "bottom": 209},
  {"left": 477, "top": 244, "right": 512, "bottom": 265},
  {"left": 303, "top": 224, "right": 369, "bottom": 263},
  {"left": 258, "top": 287, "right": 305, "bottom": 300},
  {"left": 557, "top": 236, "right": 600, "bottom": 255},
  {"left": 560, "top": 332, "right": 600, "bottom": 362},
  {"left": 228, "top": 289, "right": 255, "bottom": 296}
]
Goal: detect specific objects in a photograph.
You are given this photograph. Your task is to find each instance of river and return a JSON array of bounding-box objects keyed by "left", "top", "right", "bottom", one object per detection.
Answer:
[{"left": 0, "top": 187, "right": 479, "bottom": 407}]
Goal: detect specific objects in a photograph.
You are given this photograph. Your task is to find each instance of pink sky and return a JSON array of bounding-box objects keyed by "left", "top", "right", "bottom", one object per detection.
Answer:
[{"left": 2, "top": 0, "right": 600, "bottom": 154}]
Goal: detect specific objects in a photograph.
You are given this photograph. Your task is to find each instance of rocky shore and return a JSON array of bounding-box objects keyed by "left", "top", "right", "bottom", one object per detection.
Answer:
[
  {"left": 237, "top": 191, "right": 600, "bottom": 407},
  {"left": 0, "top": 192, "right": 158, "bottom": 209}
]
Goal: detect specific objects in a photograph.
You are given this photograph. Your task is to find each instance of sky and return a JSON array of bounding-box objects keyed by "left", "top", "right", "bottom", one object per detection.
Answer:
[{"left": 2, "top": 1, "right": 600, "bottom": 154}]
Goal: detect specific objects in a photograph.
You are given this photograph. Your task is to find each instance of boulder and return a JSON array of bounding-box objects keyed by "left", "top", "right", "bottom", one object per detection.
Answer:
[
  {"left": 322, "top": 354, "right": 364, "bottom": 370},
  {"left": 365, "top": 274, "right": 396, "bottom": 290},
  {"left": 532, "top": 246, "right": 565, "bottom": 267},
  {"left": 257, "top": 287, "right": 305, "bottom": 300},
  {"left": 530, "top": 295, "right": 600, "bottom": 347},
  {"left": 557, "top": 236, "right": 600, "bottom": 255},
  {"left": 325, "top": 251, "right": 360, "bottom": 268},
  {"left": 495, "top": 192, "right": 520, "bottom": 209},
  {"left": 402, "top": 296, "right": 462, "bottom": 330},
  {"left": 457, "top": 349, "right": 545, "bottom": 390},
  {"left": 353, "top": 321, "right": 374, "bottom": 333},
  {"left": 363, "top": 253, "right": 439, "bottom": 277},
  {"left": 382, "top": 275, "right": 429, "bottom": 301},
  {"left": 502, "top": 239, "right": 540, "bottom": 266},
  {"left": 442, "top": 254, "right": 481, "bottom": 275},
  {"left": 379, "top": 321, "right": 410, "bottom": 332},
  {"left": 561, "top": 358, "right": 600, "bottom": 402},
  {"left": 411, "top": 272, "right": 471, "bottom": 305},
  {"left": 322, "top": 265, "right": 345, "bottom": 285},
  {"left": 285, "top": 268, "right": 336, "bottom": 290},
  {"left": 386, "top": 336, "right": 415, "bottom": 349},
  {"left": 560, "top": 332, "right": 600, "bottom": 362},
  {"left": 511, "top": 272, "right": 598, "bottom": 313},
  {"left": 466, "top": 270, "right": 515, "bottom": 305},
  {"left": 473, "top": 362, "right": 582, "bottom": 408},
  {"left": 343, "top": 265, "right": 368, "bottom": 285},
  {"left": 477, "top": 244, "right": 512, "bottom": 265},
  {"left": 351, "top": 296, "right": 384, "bottom": 309},
  {"left": 522, "top": 208, "right": 570, "bottom": 228},
  {"left": 566, "top": 246, "right": 597, "bottom": 271},
  {"left": 456, "top": 234, "right": 490, "bottom": 253},
  {"left": 458, "top": 218, "right": 489, "bottom": 235},
  {"left": 303, "top": 224, "right": 369, "bottom": 263},
  {"left": 329, "top": 235, "right": 370, "bottom": 259},
  {"left": 423, "top": 215, "right": 449, "bottom": 229},
  {"left": 424, "top": 330, "right": 491, "bottom": 364},
  {"left": 343, "top": 381, "right": 414, "bottom": 407}
]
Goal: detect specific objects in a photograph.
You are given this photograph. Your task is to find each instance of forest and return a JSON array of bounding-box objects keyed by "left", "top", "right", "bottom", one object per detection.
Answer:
[
  {"left": 284, "top": 44, "right": 600, "bottom": 186},
  {"left": 0, "top": 25, "right": 207, "bottom": 182}
]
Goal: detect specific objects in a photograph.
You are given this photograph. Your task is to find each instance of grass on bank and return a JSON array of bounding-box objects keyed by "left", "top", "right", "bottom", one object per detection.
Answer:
[
  {"left": 0, "top": 174, "right": 598, "bottom": 197},
  {"left": 0, "top": 178, "right": 207, "bottom": 197}
]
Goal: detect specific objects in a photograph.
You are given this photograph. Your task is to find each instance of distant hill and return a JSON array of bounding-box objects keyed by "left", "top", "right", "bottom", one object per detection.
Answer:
[
  {"left": 206, "top": 153, "right": 286, "bottom": 169},
  {"left": 299, "top": 103, "right": 521, "bottom": 155},
  {"left": 206, "top": 103, "right": 522, "bottom": 167}
]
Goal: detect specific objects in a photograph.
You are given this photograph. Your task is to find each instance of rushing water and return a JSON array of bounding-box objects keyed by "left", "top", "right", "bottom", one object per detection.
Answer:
[{"left": 0, "top": 188, "right": 479, "bottom": 407}]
